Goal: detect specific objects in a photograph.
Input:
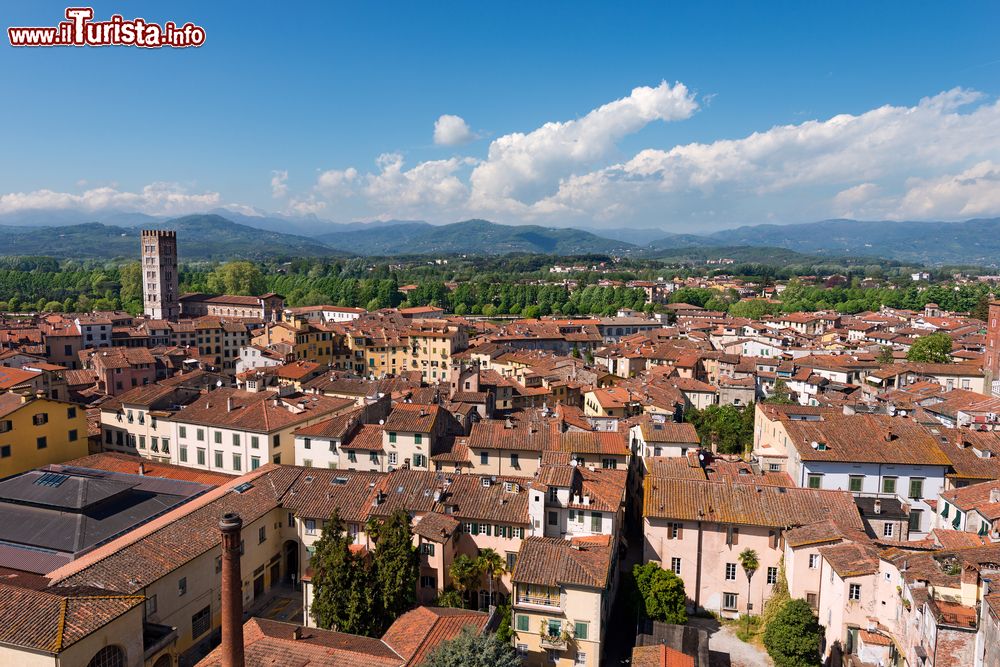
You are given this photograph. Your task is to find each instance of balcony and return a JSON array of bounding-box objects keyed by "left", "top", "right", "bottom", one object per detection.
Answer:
[
  {"left": 515, "top": 593, "right": 564, "bottom": 611},
  {"left": 540, "top": 634, "right": 568, "bottom": 650}
]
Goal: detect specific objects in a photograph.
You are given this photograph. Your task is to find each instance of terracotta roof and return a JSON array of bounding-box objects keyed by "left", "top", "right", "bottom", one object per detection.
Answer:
[
  {"left": 63, "top": 453, "right": 235, "bottom": 486},
  {"left": 383, "top": 404, "right": 440, "bottom": 433},
  {"left": 512, "top": 535, "right": 613, "bottom": 589},
  {"left": 342, "top": 424, "right": 385, "bottom": 451},
  {"left": 171, "top": 389, "right": 355, "bottom": 433},
  {"left": 818, "top": 541, "right": 880, "bottom": 578},
  {"left": 0, "top": 583, "right": 142, "bottom": 653},
  {"left": 780, "top": 413, "right": 951, "bottom": 465},
  {"left": 644, "top": 477, "right": 863, "bottom": 530},
  {"left": 381, "top": 606, "right": 489, "bottom": 666},
  {"left": 412, "top": 512, "right": 460, "bottom": 542},
  {"left": 632, "top": 645, "right": 696, "bottom": 667},
  {"left": 294, "top": 406, "right": 365, "bottom": 440}
]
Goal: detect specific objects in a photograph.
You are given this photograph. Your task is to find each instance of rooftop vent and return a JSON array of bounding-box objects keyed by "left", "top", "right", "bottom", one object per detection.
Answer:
[{"left": 233, "top": 482, "right": 254, "bottom": 494}]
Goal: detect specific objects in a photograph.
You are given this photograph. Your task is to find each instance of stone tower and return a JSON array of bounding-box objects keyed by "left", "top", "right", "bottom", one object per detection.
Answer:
[{"left": 141, "top": 230, "right": 179, "bottom": 321}]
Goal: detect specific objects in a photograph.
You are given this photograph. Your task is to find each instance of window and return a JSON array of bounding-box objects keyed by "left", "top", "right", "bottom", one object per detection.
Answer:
[
  {"left": 480, "top": 451, "right": 489, "bottom": 465},
  {"left": 602, "top": 458, "right": 616, "bottom": 469},
  {"left": 725, "top": 563, "right": 737, "bottom": 580},
  {"left": 806, "top": 592, "right": 818, "bottom": 609},
  {"left": 883, "top": 523, "right": 894, "bottom": 538},
  {"left": 510, "top": 453, "right": 519, "bottom": 467},
  {"left": 548, "top": 511, "right": 558, "bottom": 526},
  {"left": 575, "top": 652, "right": 587, "bottom": 666},
  {"left": 726, "top": 526, "right": 739, "bottom": 546},
  {"left": 180, "top": 446, "right": 188, "bottom": 462},
  {"left": 807, "top": 474, "right": 822, "bottom": 489},
  {"left": 388, "top": 452, "right": 397, "bottom": 465},
  {"left": 549, "top": 487, "right": 558, "bottom": 502},
  {"left": 251, "top": 456, "right": 261, "bottom": 470},
  {"left": 258, "top": 526, "right": 266, "bottom": 544},
  {"left": 668, "top": 522, "right": 682, "bottom": 539},
  {"left": 192, "top": 606, "right": 211, "bottom": 639},
  {"left": 179, "top": 426, "right": 187, "bottom": 438},
  {"left": 214, "top": 451, "right": 224, "bottom": 468},
  {"left": 882, "top": 476, "right": 897, "bottom": 494},
  {"left": 251, "top": 435, "right": 259, "bottom": 449},
  {"left": 232, "top": 433, "right": 240, "bottom": 446},
  {"left": 32, "top": 413, "right": 48, "bottom": 426},
  {"left": 196, "top": 428, "right": 204, "bottom": 441},
  {"left": 421, "top": 542, "right": 435, "bottom": 556},
  {"left": 68, "top": 429, "right": 78, "bottom": 442},
  {"left": 769, "top": 463, "right": 780, "bottom": 472},
  {"left": 507, "top": 552, "right": 517, "bottom": 571},
  {"left": 516, "top": 644, "right": 528, "bottom": 658},
  {"left": 233, "top": 453, "right": 242, "bottom": 471},
  {"left": 305, "top": 519, "right": 317, "bottom": 535},
  {"left": 414, "top": 453, "right": 426, "bottom": 467},
  {"left": 848, "top": 475, "right": 864, "bottom": 492},
  {"left": 420, "top": 575, "right": 436, "bottom": 588},
  {"left": 347, "top": 450, "right": 357, "bottom": 463},
  {"left": 0, "top": 445, "right": 9, "bottom": 458},
  {"left": 178, "top": 577, "right": 187, "bottom": 596},
  {"left": 215, "top": 556, "right": 222, "bottom": 573},
  {"left": 809, "top": 554, "right": 820, "bottom": 569},
  {"left": 197, "top": 448, "right": 206, "bottom": 466},
  {"left": 908, "top": 509, "right": 923, "bottom": 532},
  {"left": 67, "top": 407, "right": 77, "bottom": 419},
  {"left": 590, "top": 512, "right": 602, "bottom": 532},
  {"left": 414, "top": 434, "right": 422, "bottom": 445},
  {"left": 723, "top": 592, "right": 738, "bottom": 611},
  {"left": 214, "top": 431, "right": 222, "bottom": 444},
  {"left": 0, "top": 420, "right": 11, "bottom": 433},
  {"left": 145, "top": 594, "right": 157, "bottom": 615},
  {"left": 909, "top": 478, "right": 924, "bottom": 500},
  {"left": 671, "top": 557, "right": 682, "bottom": 574},
  {"left": 36, "top": 436, "right": 47, "bottom": 450},
  {"left": 516, "top": 614, "right": 530, "bottom": 631},
  {"left": 849, "top": 583, "right": 861, "bottom": 601},
  {"left": 389, "top": 432, "right": 397, "bottom": 444},
  {"left": 303, "top": 438, "right": 311, "bottom": 450},
  {"left": 767, "top": 567, "right": 778, "bottom": 585},
  {"left": 138, "top": 436, "right": 145, "bottom": 450},
  {"left": 369, "top": 452, "right": 379, "bottom": 464}
]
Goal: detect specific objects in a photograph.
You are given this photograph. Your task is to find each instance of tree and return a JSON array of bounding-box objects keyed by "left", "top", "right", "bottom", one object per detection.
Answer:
[
  {"left": 877, "top": 346, "right": 895, "bottom": 364},
  {"left": 370, "top": 510, "right": 419, "bottom": 629},
  {"left": 118, "top": 261, "right": 143, "bottom": 313},
  {"left": 494, "top": 604, "right": 513, "bottom": 644},
  {"left": 762, "top": 558, "right": 790, "bottom": 629},
  {"left": 907, "top": 333, "right": 953, "bottom": 363},
  {"left": 632, "top": 562, "right": 687, "bottom": 624},
  {"left": 476, "top": 548, "right": 506, "bottom": 605},
  {"left": 738, "top": 549, "right": 760, "bottom": 634},
  {"left": 763, "top": 599, "right": 823, "bottom": 667},
  {"left": 207, "top": 261, "right": 265, "bottom": 295},
  {"left": 309, "top": 510, "right": 380, "bottom": 635},
  {"left": 449, "top": 554, "right": 482, "bottom": 608},
  {"left": 685, "top": 404, "right": 755, "bottom": 455},
  {"left": 765, "top": 379, "right": 794, "bottom": 405},
  {"left": 421, "top": 626, "right": 521, "bottom": 667},
  {"left": 433, "top": 588, "right": 466, "bottom": 608}
]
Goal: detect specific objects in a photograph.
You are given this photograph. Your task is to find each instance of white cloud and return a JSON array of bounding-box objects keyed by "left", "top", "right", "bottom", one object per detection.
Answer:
[
  {"left": 433, "top": 114, "right": 477, "bottom": 146},
  {"left": 363, "top": 153, "right": 474, "bottom": 214},
  {"left": 315, "top": 167, "right": 359, "bottom": 198},
  {"left": 270, "top": 170, "right": 288, "bottom": 198},
  {"left": 0, "top": 182, "right": 222, "bottom": 216},
  {"left": 895, "top": 161, "right": 1000, "bottom": 219},
  {"left": 468, "top": 80, "right": 698, "bottom": 211},
  {"left": 287, "top": 195, "right": 328, "bottom": 216}
]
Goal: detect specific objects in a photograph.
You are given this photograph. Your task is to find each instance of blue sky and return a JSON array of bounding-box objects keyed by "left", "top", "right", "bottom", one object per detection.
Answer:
[{"left": 1, "top": 1, "right": 999, "bottom": 231}]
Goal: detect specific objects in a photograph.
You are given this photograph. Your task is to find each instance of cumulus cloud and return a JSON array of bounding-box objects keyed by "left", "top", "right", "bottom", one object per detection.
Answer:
[
  {"left": 315, "top": 167, "right": 359, "bottom": 198},
  {"left": 895, "top": 161, "right": 1000, "bottom": 219},
  {"left": 270, "top": 170, "right": 288, "bottom": 198},
  {"left": 364, "top": 153, "right": 475, "bottom": 214},
  {"left": 0, "top": 182, "right": 221, "bottom": 216},
  {"left": 433, "top": 114, "right": 477, "bottom": 146}
]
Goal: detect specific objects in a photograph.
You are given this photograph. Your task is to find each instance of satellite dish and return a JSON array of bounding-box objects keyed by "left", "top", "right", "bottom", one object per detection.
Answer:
[
  {"left": 216, "top": 380, "right": 223, "bottom": 387},
  {"left": 570, "top": 459, "right": 579, "bottom": 467},
  {"left": 379, "top": 419, "right": 385, "bottom": 425},
  {"left": 811, "top": 441, "right": 819, "bottom": 449}
]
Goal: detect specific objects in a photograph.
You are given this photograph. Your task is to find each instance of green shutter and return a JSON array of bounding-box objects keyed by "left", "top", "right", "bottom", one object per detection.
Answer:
[
  {"left": 516, "top": 614, "right": 529, "bottom": 632},
  {"left": 575, "top": 622, "right": 588, "bottom": 640},
  {"left": 471, "top": 523, "right": 479, "bottom": 535}
]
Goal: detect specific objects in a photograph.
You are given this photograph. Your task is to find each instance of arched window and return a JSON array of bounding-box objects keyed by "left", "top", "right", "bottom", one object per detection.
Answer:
[
  {"left": 152, "top": 654, "right": 172, "bottom": 667},
  {"left": 88, "top": 645, "right": 126, "bottom": 667}
]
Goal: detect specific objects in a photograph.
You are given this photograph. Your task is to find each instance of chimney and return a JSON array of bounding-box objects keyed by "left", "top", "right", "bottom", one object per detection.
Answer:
[
  {"left": 138, "top": 462, "right": 146, "bottom": 476},
  {"left": 991, "top": 487, "right": 1000, "bottom": 504},
  {"left": 292, "top": 626, "right": 303, "bottom": 640},
  {"left": 873, "top": 499, "right": 881, "bottom": 515},
  {"left": 219, "top": 513, "right": 245, "bottom": 667},
  {"left": 227, "top": 397, "right": 235, "bottom": 412}
]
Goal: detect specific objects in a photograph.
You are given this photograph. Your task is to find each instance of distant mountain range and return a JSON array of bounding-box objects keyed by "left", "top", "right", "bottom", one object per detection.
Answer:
[{"left": 0, "top": 208, "right": 998, "bottom": 265}]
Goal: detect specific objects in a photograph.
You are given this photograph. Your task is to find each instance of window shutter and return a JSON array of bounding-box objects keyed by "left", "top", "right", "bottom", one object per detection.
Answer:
[
  {"left": 676, "top": 523, "right": 683, "bottom": 539},
  {"left": 733, "top": 527, "right": 739, "bottom": 545},
  {"left": 472, "top": 523, "right": 479, "bottom": 535}
]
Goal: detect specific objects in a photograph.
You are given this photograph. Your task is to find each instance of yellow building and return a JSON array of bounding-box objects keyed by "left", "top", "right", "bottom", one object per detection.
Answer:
[{"left": 0, "top": 392, "right": 89, "bottom": 477}]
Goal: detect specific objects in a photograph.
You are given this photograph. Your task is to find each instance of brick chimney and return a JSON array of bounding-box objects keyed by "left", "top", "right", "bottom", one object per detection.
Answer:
[{"left": 219, "top": 513, "right": 245, "bottom": 667}]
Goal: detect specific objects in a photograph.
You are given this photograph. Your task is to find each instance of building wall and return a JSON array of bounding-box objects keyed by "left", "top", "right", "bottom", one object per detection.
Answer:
[
  {"left": 0, "top": 396, "right": 89, "bottom": 478},
  {"left": 141, "top": 230, "right": 179, "bottom": 321},
  {"left": 513, "top": 585, "right": 604, "bottom": 667}
]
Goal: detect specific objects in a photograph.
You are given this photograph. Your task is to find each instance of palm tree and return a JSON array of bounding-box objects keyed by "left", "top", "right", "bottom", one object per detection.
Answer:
[
  {"left": 738, "top": 548, "right": 760, "bottom": 634},
  {"left": 477, "top": 548, "right": 506, "bottom": 607},
  {"left": 449, "top": 554, "right": 481, "bottom": 608}
]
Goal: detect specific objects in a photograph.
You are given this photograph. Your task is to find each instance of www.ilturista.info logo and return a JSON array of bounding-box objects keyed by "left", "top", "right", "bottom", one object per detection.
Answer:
[{"left": 8, "top": 7, "right": 206, "bottom": 48}]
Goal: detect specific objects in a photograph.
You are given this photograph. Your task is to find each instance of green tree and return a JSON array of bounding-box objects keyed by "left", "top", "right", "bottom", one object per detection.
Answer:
[
  {"left": 449, "top": 554, "right": 483, "bottom": 608},
  {"left": 42, "top": 301, "right": 63, "bottom": 312},
  {"left": 207, "top": 261, "right": 265, "bottom": 295},
  {"left": 763, "top": 599, "right": 823, "bottom": 667},
  {"left": 877, "top": 346, "right": 895, "bottom": 364},
  {"left": 476, "top": 548, "right": 506, "bottom": 604},
  {"left": 685, "top": 404, "right": 755, "bottom": 454},
  {"left": 762, "top": 558, "right": 790, "bottom": 629},
  {"left": 433, "top": 588, "right": 466, "bottom": 608},
  {"left": 494, "top": 604, "right": 513, "bottom": 644},
  {"left": 420, "top": 626, "right": 521, "bottom": 667},
  {"left": 369, "top": 510, "right": 419, "bottom": 629},
  {"left": 765, "top": 379, "right": 795, "bottom": 405},
  {"left": 632, "top": 562, "right": 687, "bottom": 624},
  {"left": 907, "top": 333, "right": 953, "bottom": 363},
  {"left": 729, "top": 299, "right": 780, "bottom": 320},
  {"left": 310, "top": 510, "right": 380, "bottom": 635},
  {"left": 738, "top": 549, "right": 760, "bottom": 634},
  {"left": 118, "top": 261, "right": 143, "bottom": 313}
]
